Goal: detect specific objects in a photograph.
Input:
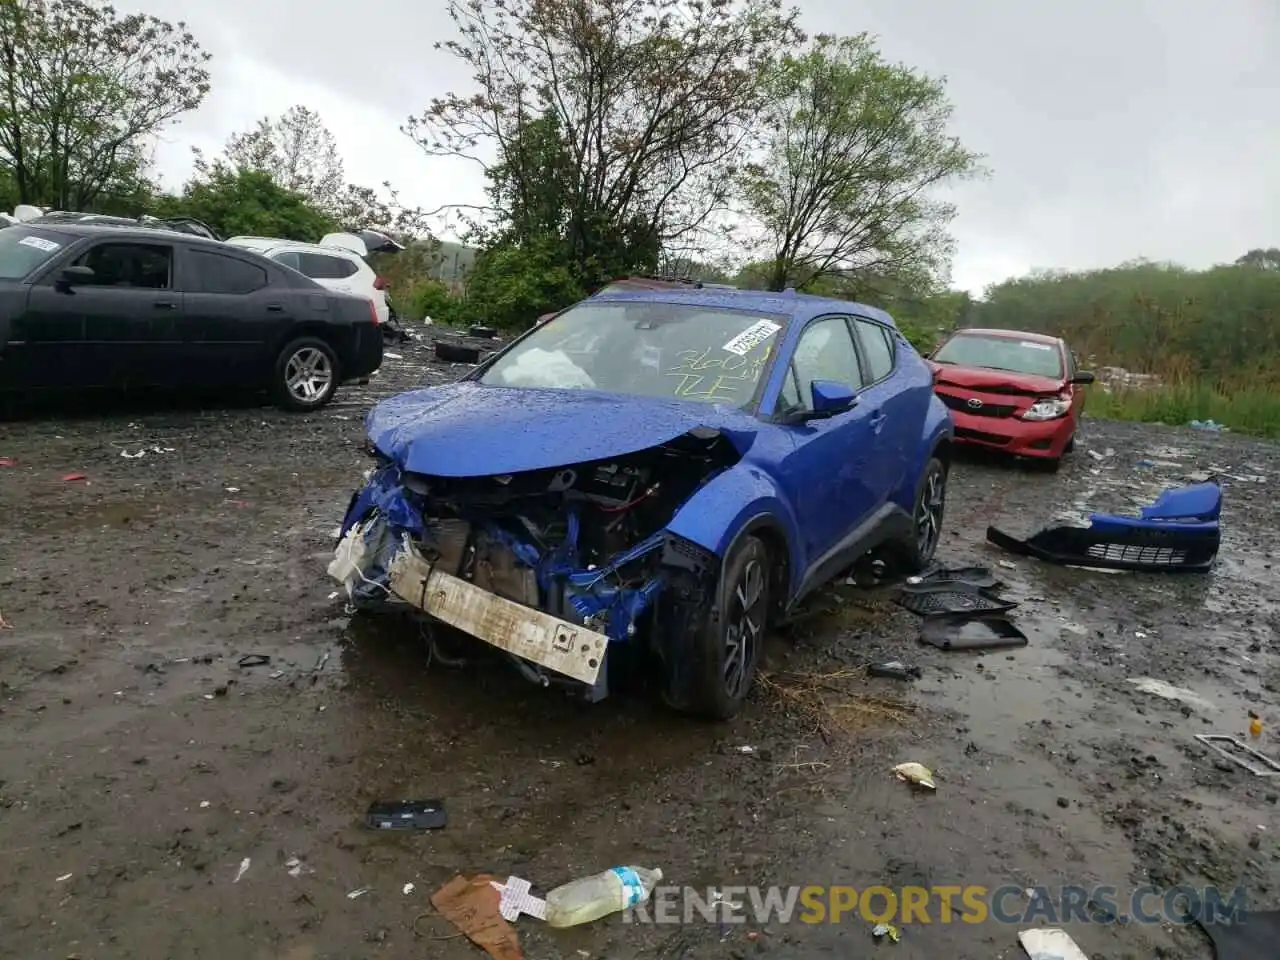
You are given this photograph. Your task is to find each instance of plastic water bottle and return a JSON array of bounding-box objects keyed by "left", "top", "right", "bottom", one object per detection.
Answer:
[{"left": 544, "top": 865, "right": 664, "bottom": 927}]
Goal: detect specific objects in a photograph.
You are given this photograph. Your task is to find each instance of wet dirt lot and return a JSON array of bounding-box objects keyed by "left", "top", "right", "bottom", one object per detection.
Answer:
[{"left": 1, "top": 340, "right": 1277, "bottom": 960}]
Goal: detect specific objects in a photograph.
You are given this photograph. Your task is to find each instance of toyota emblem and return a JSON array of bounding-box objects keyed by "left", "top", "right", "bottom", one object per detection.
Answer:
[{"left": 966, "top": 398, "right": 984, "bottom": 409}]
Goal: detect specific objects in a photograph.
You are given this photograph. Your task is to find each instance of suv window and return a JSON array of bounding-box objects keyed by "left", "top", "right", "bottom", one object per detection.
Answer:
[
  {"left": 188, "top": 249, "right": 268, "bottom": 295},
  {"left": 0, "top": 227, "right": 73, "bottom": 280},
  {"left": 294, "top": 252, "right": 358, "bottom": 280},
  {"left": 271, "top": 251, "right": 302, "bottom": 271},
  {"left": 71, "top": 243, "right": 172, "bottom": 289},
  {"left": 781, "top": 316, "right": 864, "bottom": 414},
  {"left": 853, "top": 318, "right": 895, "bottom": 382}
]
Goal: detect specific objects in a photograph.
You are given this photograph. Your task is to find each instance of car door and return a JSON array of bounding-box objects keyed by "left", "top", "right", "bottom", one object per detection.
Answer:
[
  {"left": 772, "top": 315, "right": 878, "bottom": 569},
  {"left": 176, "top": 247, "right": 281, "bottom": 386},
  {"left": 850, "top": 316, "right": 911, "bottom": 501},
  {"left": 19, "top": 240, "right": 180, "bottom": 388}
]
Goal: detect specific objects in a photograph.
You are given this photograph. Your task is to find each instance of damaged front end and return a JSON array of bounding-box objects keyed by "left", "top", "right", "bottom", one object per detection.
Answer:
[{"left": 328, "top": 428, "right": 739, "bottom": 702}]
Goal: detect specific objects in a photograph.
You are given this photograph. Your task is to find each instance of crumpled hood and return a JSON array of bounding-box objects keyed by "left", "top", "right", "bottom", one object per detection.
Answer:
[
  {"left": 366, "top": 382, "right": 762, "bottom": 477},
  {"left": 932, "top": 364, "right": 1064, "bottom": 395}
]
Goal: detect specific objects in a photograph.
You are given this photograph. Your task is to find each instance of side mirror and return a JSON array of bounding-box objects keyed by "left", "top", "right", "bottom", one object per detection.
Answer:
[
  {"left": 58, "top": 264, "right": 95, "bottom": 289},
  {"left": 1071, "top": 371, "right": 1096, "bottom": 385},
  {"left": 808, "top": 379, "right": 857, "bottom": 418}
]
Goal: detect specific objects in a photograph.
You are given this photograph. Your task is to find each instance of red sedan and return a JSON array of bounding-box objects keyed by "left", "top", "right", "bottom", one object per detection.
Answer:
[{"left": 926, "top": 328, "right": 1095, "bottom": 469}]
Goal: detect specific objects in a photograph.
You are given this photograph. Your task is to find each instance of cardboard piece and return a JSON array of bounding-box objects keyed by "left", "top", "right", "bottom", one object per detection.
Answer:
[{"left": 430, "top": 874, "right": 523, "bottom": 960}]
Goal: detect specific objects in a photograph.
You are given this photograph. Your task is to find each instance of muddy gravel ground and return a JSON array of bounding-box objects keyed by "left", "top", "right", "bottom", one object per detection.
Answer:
[{"left": 1, "top": 339, "right": 1277, "bottom": 960}]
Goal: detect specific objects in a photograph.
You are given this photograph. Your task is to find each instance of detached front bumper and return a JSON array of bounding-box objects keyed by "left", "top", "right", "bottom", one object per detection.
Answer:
[
  {"left": 947, "top": 408, "right": 1073, "bottom": 458},
  {"left": 330, "top": 518, "right": 609, "bottom": 685}
]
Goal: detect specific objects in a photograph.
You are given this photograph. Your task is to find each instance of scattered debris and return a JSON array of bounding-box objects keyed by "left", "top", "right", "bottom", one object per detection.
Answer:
[
  {"left": 236, "top": 654, "right": 270, "bottom": 668},
  {"left": 872, "top": 922, "right": 901, "bottom": 942},
  {"left": 987, "top": 480, "right": 1222, "bottom": 572},
  {"left": 432, "top": 874, "right": 524, "bottom": 960},
  {"left": 1127, "top": 678, "right": 1214, "bottom": 711},
  {"left": 364, "top": 799, "right": 447, "bottom": 830},
  {"left": 199, "top": 800, "right": 210, "bottom": 808},
  {"left": 285, "top": 856, "right": 311, "bottom": 878},
  {"left": 0, "top": 457, "right": 14, "bottom": 467},
  {"left": 225, "top": 486, "right": 240, "bottom": 493},
  {"left": 469, "top": 325, "right": 498, "bottom": 339},
  {"left": 384, "top": 352, "right": 403, "bottom": 360},
  {"left": 891, "top": 762, "right": 936, "bottom": 790},
  {"left": 60, "top": 473, "right": 86, "bottom": 482},
  {"left": 895, "top": 579, "right": 1016, "bottom": 617},
  {"left": 0, "top": 610, "right": 11, "bottom": 630},
  {"left": 1194, "top": 735, "right": 1280, "bottom": 777},
  {"left": 1196, "top": 907, "right": 1280, "bottom": 959},
  {"left": 403, "top": 882, "right": 416, "bottom": 895},
  {"left": 347, "top": 887, "right": 371, "bottom": 899},
  {"left": 1189, "top": 419, "right": 1225, "bottom": 432},
  {"left": 55, "top": 872, "right": 72, "bottom": 883},
  {"left": 1250, "top": 714, "right": 1263, "bottom": 738},
  {"left": 120, "top": 445, "right": 175, "bottom": 459},
  {"left": 434, "top": 340, "right": 482, "bottom": 364},
  {"left": 920, "top": 613, "right": 1028, "bottom": 652},
  {"left": 868, "top": 661, "right": 922, "bottom": 681},
  {"left": 1019, "top": 927, "right": 1088, "bottom": 960},
  {"left": 544, "top": 866, "right": 663, "bottom": 927},
  {"left": 490, "top": 876, "right": 548, "bottom": 921},
  {"left": 233, "top": 857, "right": 251, "bottom": 883},
  {"left": 735, "top": 745, "right": 757, "bottom": 754}
]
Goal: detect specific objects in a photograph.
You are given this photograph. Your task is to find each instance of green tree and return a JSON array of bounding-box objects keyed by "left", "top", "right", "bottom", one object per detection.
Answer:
[
  {"left": 0, "top": 0, "right": 210, "bottom": 209},
  {"left": 462, "top": 240, "right": 585, "bottom": 330},
  {"left": 1236, "top": 248, "right": 1280, "bottom": 270},
  {"left": 155, "top": 163, "right": 336, "bottom": 240},
  {"left": 221, "top": 105, "right": 345, "bottom": 213},
  {"left": 740, "top": 33, "right": 983, "bottom": 292},
  {"left": 406, "top": 0, "right": 802, "bottom": 289}
]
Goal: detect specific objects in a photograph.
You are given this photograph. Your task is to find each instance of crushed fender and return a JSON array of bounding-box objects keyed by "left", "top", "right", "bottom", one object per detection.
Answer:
[{"left": 987, "top": 479, "right": 1223, "bottom": 572}]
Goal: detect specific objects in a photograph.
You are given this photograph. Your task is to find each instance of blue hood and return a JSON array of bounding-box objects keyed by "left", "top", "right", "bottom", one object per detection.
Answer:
[{"left": 366, "top": 382, "right": 761, "bottom": 477}]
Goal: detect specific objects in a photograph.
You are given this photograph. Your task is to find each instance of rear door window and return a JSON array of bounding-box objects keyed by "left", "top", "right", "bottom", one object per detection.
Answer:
[
  {"left": 187, "top": 249, "right": 269, "bottom": 295},
  {"left": 853, "top": 318, "right": 895, "bottom": 382},
  {"left": 295, "top": 252, "right": 358, "bottom": 280}
]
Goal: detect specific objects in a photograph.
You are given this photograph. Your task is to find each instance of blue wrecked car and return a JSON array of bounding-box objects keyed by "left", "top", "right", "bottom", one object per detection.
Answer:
[{"left": 329, "top": 288, "right": 953, "bottom": 718}]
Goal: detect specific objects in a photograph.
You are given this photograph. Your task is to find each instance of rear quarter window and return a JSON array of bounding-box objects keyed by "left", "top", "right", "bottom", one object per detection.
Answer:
[
  {"left": 296, "top": 252, "right": 359, "bottom": 280},
  {"left": 853, "top": 318, "right": 895, "bottom": 382},
  {"left": 187, "top": 249, "right": 269, "bottom": 295}
]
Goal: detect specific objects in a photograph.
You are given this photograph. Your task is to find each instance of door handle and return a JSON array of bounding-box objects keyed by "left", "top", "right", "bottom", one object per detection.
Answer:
[
  {"left": 869, "top": 410, "right": 886, "bottom": 433},
  {"left": 266, "top": 303, "right": 284, "bottom": 312},
  {"left": 154, "top": 300, "right": 178, "bottom": 310}
]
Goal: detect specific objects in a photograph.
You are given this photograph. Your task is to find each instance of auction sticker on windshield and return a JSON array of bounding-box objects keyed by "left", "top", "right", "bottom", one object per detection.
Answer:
[
  {"left": 18, "top": 235, "right": 60, "bottom": 253},
  {"left": 1020, "top": 341, "right": 1053, "bottom": 350},
  {"left": 722, "top": 319, "right": 782, "bottom": 357}
]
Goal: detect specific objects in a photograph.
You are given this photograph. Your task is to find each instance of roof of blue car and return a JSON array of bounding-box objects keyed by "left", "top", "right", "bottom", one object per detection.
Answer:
[{"left": 589, "top": 287, "right": 898, "bottom": 328}]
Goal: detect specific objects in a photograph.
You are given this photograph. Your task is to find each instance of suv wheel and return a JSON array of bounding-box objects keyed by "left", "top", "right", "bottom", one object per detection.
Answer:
[
  {"left": 894, "top": 457, "right": 947, "bottom": 573},
  {"left": 686, "top": 535, "right": 770, "bottom": 720},
  {"left": 274, "top": 337, "right": 339, "bottom": 411}
]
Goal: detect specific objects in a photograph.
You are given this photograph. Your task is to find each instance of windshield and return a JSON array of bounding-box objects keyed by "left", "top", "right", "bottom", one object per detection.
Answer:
[
  {"left": 933, "top": 333, "right": 1063, "bottom": 379},
  {"left": 0, "top": 226, "right": 73, "bottom": 281},
  {"left": 478, "top": 300, "right": 787, "bottom": 407}
]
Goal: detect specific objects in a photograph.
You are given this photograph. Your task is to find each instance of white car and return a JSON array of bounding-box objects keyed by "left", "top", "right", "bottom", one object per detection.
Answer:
[{"left": 224, "top": 233, "right": 390, "bottom": 325}]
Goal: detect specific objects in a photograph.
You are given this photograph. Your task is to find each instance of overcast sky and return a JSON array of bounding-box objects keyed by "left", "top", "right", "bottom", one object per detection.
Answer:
[{"left": 141, "top": 0, "right": 1278, "bottom": 296}]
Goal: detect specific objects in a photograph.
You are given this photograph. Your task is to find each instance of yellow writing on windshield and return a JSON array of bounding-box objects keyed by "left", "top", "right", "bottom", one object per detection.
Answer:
[{"left": 665, "top": 346, "right": 769, "bottom": 402}]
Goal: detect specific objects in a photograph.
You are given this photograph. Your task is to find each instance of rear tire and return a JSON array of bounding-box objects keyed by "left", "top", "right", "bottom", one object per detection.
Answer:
[
  {"left": 273, "top": 337, "right": 339, "bottom": 412},
  {"left": 686, "top": 535, "right": 771, "bottom": 720}
]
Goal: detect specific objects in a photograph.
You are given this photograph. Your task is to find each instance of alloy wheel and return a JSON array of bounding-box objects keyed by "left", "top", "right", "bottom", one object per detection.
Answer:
[
  {"left": 285, "top": 347, "right": 334, "bottom": 405},
  {"left": 916, "top": 468, "right": 945, "bottom": 558},
  {"left": 723, "top": 557, "right": 766, "bottom": 698}
]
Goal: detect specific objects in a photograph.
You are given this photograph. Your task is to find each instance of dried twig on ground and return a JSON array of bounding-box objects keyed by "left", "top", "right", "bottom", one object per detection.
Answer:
[{"left": 759, "top": 668, "right": 914, "bottom": 739}]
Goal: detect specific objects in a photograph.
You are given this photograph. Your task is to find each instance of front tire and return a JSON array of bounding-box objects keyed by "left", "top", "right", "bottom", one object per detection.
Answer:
[
  {"left": 896, "top": 457, "right": 947, "bottom": 573},
  {"left": 273, "top": 337, "right": 339, "bottom": 411},
  {"left": 687, "top": 535, "right": 771, "bottom": 720}
]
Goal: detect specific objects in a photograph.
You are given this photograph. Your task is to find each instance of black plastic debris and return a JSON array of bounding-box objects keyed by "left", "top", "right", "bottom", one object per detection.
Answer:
[
  {"left": 920, "top": 614, "right": 1028, "bottom": 651},
  {"left": 986, "top": 480, "right": 1223, "bottom": 572},
  {"left": 364, "top": 799, "right": 447, "bottom": 831},
  {"left": 468, "top": 325, "right": 498, "bottom": 339},
  {"left": 1196, "top": 905, "right": 1280, "bottom": 960},
  {"left": 894, "top": 580, "right": 1017, "bottom": 617},
  {"left": 236, "top": 654, "right": 271, "bottom": 668},
  {"left": 912, "top": 564, "right": 1001, "bottom": 590},
  {"left": 434, "top": 341, "right": 482, "bottom": 364}
]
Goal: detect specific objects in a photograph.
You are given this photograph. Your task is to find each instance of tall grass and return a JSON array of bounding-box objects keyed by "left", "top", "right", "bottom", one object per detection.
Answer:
[{"left": 1086, "top": 372, "right": 1280, "bottom": 438}]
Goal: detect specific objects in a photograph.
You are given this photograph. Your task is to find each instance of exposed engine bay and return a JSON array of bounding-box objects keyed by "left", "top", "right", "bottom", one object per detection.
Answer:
[{"left": 329, "top": 428, "right": 741, "bottom": 701}]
